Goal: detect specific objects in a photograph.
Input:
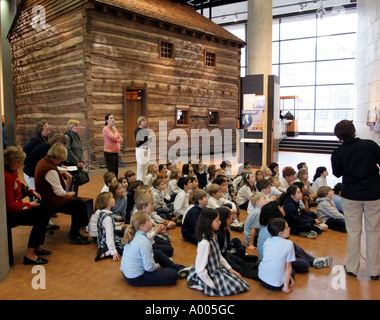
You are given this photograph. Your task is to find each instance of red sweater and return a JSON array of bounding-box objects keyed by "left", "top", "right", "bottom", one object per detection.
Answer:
[{"left": 4, "top": 169, "right": 34, "bottom": 211}]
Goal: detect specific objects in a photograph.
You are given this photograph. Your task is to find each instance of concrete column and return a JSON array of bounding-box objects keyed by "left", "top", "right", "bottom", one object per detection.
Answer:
[
  {"left": 0, "top": 0, "right": 10, "bottom": 281},
  {"left": 246, "top": 0, "right": 272, "bottom": 166},
  {"left": 2, "top": 0, "right": 17, "bottom": 146}
]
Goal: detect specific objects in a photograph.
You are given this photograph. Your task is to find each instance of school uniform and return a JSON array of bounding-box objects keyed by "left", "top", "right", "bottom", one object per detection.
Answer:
[
  {"left": 258, "top": 236, "right": 296, "bottom": 290},
  {"left": 187, "top": 235, "right": 250, "bottom": 297},
  {"left": 120, "top": 230, "right": 179, "bottom": 287},
  {"left": 311, "top": 176, "right": 327, "bottom": 193},
  {"left": 182, "top": 204, "right": 202, "bottom": 244},
  {"left": 96, "top": 209, "right": 123, "bottom": 257},
  {"left": 173, "top": 189, "right": 190, "bottom": 217},
  {"left": 236, "top": 184, "right": 255, "bottom": 209},
  {"left": 316, "top": 197, "right": 346, "bottom": 232}
]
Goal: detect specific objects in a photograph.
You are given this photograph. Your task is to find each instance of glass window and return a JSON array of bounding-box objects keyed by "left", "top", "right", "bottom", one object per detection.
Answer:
[
  {"left": 280, "top": 86, "right": 315, "bottom": 110},
  {"left": 280, "top": 14, "right": 316, "bottom": 40},
  {"left": 316, "top": 59, "right": 355, "bottom": 85},
  {"left": 316, "top": 85, "right": 356, "bottom": 110},
  {"left": 317, "top": 34, "right": 356, "bottom": 60},
  {"left": 272, "top": 41, "right": 279, "bottom": 65},
  {"left": 297, "top": 110, "right": 315, "bottom": 132},
  {"left": 317, "top": 9, "right": 357, "bottom": 36},
  {"left": 280, "top": 38, "right": 316, "bottom": 63},
  {"left": 280, "top": 62, "right": 316, "bottom": 86}
]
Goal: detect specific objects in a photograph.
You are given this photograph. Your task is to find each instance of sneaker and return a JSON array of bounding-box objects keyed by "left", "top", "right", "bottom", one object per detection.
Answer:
[
  {"left": 299, "top": 231, "right": 318, "bottom": 239},
  {"left": 230, "top": 221, "right": 244, "bottom": 232},
  {"left": 315, "top": 223, "right": 328, "bottom": 231},
  {"left": 313, "top": 256, "right": 332, "bottom": 269},
  {"left": 178, "top": 265, "right": 193, "bottom": 279}
]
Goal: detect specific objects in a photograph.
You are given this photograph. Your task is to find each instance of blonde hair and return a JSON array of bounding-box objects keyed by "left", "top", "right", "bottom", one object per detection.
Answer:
[
  {"left": 169, "top": 168, "right": 181, "bottom": 180},
  {"left": 47, "top": 143, "right": 67, "bottom": 161},
  {"left": 134, "top": 185, "right": 151, "bottom": 201},
  {"left": 135, "top": 194, "right": 153, "bottom": 210},
  {"left": 67, "top": 119, "right": 80, "bottom": 131},
  {"left": 296, "top": 168, "right": 308, "bottom": 182},
  {"left": 207, "top": 183, "right": 221, "bottom": 196},
  {"left": 95, "top": 192, "right": 113, "bottom": 210},
  {"left": 147, "top": 163, "right": 157, "bottom": 174},
  {"left": 122, "top": 211, "right": 149, "bottom": 244},
  {"left": 317, "top": 186, "right": 331, "bottom": 198},
  {"left": 3, "top": 146, "right": 26, "bottom": 170},
  {"left": 137, "top": 116, "right": 146, "bottom": 125},
  {"left": 249, "top": 193, "right": 266, "bottom": 207}
]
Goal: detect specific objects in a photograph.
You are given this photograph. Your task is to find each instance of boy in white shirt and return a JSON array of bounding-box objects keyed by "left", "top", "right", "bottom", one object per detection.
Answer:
[
  {"left": 173, "top": 177, "right": 192, "bottom": 224},
  {"left": 206, "top": 183, "right": 244, "bottom": 232},
  {"left": 100, "top": 171, "right": 117, "bottom": 193},
  {"left": 268, "top": 176, "right": 283, "bottom": 197}
]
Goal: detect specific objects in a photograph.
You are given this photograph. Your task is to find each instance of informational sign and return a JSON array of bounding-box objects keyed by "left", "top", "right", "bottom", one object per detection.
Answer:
[{"left": 242, "top": 94, "right": 265, "bottom": 132}]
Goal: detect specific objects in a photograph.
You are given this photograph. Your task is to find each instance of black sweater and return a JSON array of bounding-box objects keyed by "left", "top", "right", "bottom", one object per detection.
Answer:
[{"left": 331, "top": 138, "right": 380, "bottom": 201}]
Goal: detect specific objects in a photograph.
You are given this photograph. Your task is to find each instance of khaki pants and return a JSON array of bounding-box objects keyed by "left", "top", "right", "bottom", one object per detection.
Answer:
[{"left": 341, "top": 197, "right": 380, "bottom": 276}]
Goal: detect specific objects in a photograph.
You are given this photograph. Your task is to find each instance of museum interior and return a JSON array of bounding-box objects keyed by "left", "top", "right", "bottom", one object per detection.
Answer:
[{"left": 0, "top": 0, "right": 379, "bottom": 304}]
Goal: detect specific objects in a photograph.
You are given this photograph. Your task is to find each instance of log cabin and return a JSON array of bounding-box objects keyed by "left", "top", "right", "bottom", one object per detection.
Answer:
[{"left": 7, "top": 0, "right": 245, "bottom": 168}]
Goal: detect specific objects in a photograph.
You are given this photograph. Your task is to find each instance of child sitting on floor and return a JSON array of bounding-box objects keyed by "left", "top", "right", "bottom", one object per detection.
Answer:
[
  {"left": 100, "top": 171, "right": 117, "bottom": 193},
  {"left": 316, "top": 186, "right": 346, "bottom": 233},
  {"left": 244, "top": 193, "right": 268, "bottom": 252},
  {"left": 258, "top": 218, "right": 295, "bottom": 293}
]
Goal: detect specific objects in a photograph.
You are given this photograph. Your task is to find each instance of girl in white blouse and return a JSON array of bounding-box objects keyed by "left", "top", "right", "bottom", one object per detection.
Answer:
[
  {"left": 236, "top": 172, "right": 257, "bottom": 210},
  {"left": 187, "top": 208, "right": 250, "bottom": 297}
]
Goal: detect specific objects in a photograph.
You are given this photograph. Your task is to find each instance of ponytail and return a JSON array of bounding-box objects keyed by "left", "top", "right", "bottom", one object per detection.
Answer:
[{"left": 122, "top": 211, "right": 149, "bottom": 244}]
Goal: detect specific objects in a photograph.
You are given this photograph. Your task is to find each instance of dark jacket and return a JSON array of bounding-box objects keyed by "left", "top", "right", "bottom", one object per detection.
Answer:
[
  {"left": 331, "top": 138, "right": 380, "bottom": 201},
  {"left": 64, "top": 131, "right": 84, "bottom": 166},
  {"left": 282, "top": 197, "right": 316, "bottom": 233},
  {"left": 181, "top": 204, "right": 202, "bottom": 244}
]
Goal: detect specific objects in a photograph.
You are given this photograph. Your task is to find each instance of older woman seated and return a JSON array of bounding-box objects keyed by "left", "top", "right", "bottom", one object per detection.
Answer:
[
  {"left": 34, "top": 143, "right": 90, "bottom": 244},
  {"left": 4, "top": 146, "right": 50, "bottom": 265}
]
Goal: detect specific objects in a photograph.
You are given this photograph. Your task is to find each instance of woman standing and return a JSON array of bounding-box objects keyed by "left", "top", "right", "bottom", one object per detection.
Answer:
[
  {"left": 331, "top": 120, "right": 380, "bottom": 280},
  {"left": 103, "top": 114, "right": 123, "bottom": 177},
  {"left": 65, "top": 120, "right": 85, "bottom": 195},
  {"left": 4, "top": 146, "right": 50, "bottom": 265}
]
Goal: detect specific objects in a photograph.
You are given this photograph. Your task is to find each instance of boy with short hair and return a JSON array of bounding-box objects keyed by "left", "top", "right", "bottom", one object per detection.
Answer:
[
  {"left": 181, "top": 189, "right": 208, "bottom": 244},
  {"left": 124, "top": 170, "right": 136, "bottom": 184},
  {"left": 316, "top": 186, "right": 346, "bottom": 233},
  {"left": 258, "top": 218, "right": 295, "bottom": 293},
  {"left": 244, "top": 193, "right": 268, "bottom": 252},
  {"left": 268, "top": 176, "right": 283, "bottom": 197},
  {"left": 101, "top": 171, "right": 117, "bottom": 193},
  {"left": 152, "top": 178, "right": 174, "bottom": 219},
  {"left": 173, "top": 177, "right": 192, "bottom": 224},
  {"left": 206, "top": 183, "right": 243, "bottom": 232}
]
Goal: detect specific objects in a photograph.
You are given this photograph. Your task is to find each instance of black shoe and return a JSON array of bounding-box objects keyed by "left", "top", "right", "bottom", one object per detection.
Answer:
[
  {"left": 344, "top": 265, "right": 357, "bottom": 277},
  {"left": 48, "top": 224, "right": 60, "bottom": 231},
  {"left": 371, "top": 275, "right": 379, "bottom": 280},
  {"left": 68, "top": 233, "right": 90, "bottom": 244},
  {"left": 23, "top": 256, "right": 48, "bottom": 265},
  {"left": 46, "top": 229, "right": 54, "bottom": 235},
  {"left": 34, "top": 249, "right": 52, "bottom": 256}
]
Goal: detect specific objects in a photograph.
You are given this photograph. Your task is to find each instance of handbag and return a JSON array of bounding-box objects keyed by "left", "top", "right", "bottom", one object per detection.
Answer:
[{"left": 72, "top": 168, "right": 90, "bottom": 186}]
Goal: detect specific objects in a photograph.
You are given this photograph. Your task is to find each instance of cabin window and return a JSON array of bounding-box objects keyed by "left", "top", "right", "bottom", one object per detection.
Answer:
[
  {"left": 160, "top": 41, "right": 174, "bottom": 59},
  {"left": 208, "top": 110, "right": 219, "bottom": 125},
  {"left": 175, "top": 106, "right": 190, "bottom": 127},
  {"left": 205, "top": 51, "right": 216, "bottom": 67}
]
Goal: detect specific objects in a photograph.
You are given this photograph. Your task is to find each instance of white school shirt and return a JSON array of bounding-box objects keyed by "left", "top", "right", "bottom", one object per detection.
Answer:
[
  {"left": 258, "top": 236, "right": 295, "bottom": 287},
  {"left": 99, "top": 209, "right": 119, "bottom": 256},
  {"left": 207, "top": 195, "right": 236, "bottom": 210},
  {"left": 168, "top": 179, "right": 180, "bottom": 195},
  {"left": 173, "top": 189, "right": 190, "bottom": 217},
  {"left": 311, "top": 177, "right": 327, "bottom": 193},
  {"left": 235, "top": 184, "right": 255, "bottom": 206}
]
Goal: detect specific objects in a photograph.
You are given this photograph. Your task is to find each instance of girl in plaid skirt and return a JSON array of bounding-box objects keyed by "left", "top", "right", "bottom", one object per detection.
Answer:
[{"left": 187, "top": 208, "right": 250, "bottom": 297}]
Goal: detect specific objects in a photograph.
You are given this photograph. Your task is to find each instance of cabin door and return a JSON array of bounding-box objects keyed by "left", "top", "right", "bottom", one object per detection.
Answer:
[{"left": 123, "top": 88, "right": 147, "bottom": 149}]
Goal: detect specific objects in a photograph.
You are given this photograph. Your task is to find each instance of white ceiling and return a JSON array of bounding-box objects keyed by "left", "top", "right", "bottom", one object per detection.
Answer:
[{"left": 199, "top": 0, "right": 355, "bottom": 24}]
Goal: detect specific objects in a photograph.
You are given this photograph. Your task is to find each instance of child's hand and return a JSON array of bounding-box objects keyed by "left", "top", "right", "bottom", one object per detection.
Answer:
[
  {"left": 248, "top": 245, "right": 257, "bottom": 252},
  {"left": 113, "top": 253, "right": 121, "bottom": 261},
  {"left": 229, "top": 268, "right": 243, "bottom": 280},
  {"left": 116, "top": 216, "right": 123, "bottom": 221}
]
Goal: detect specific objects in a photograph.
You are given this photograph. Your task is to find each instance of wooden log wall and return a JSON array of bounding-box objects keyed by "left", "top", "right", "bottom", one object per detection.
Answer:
[
  {"left": 86, "top": 5, "right": 242, "bottom": 165},
  {"left": 10, "top": 0, "right": 243, "bottom": 167},
  {"left": 10, "top": 0, "right": 88, "bottom": 148}
]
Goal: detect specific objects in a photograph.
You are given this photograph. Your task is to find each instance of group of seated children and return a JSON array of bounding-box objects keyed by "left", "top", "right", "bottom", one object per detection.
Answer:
[{"left": 87, "top": 159, "right": 344, "bottom": 296}]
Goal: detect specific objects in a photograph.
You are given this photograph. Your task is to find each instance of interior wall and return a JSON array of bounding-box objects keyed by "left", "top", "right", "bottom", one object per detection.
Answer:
[{"left": 355, "top": 0, "right": 380, "bottom": 144}]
